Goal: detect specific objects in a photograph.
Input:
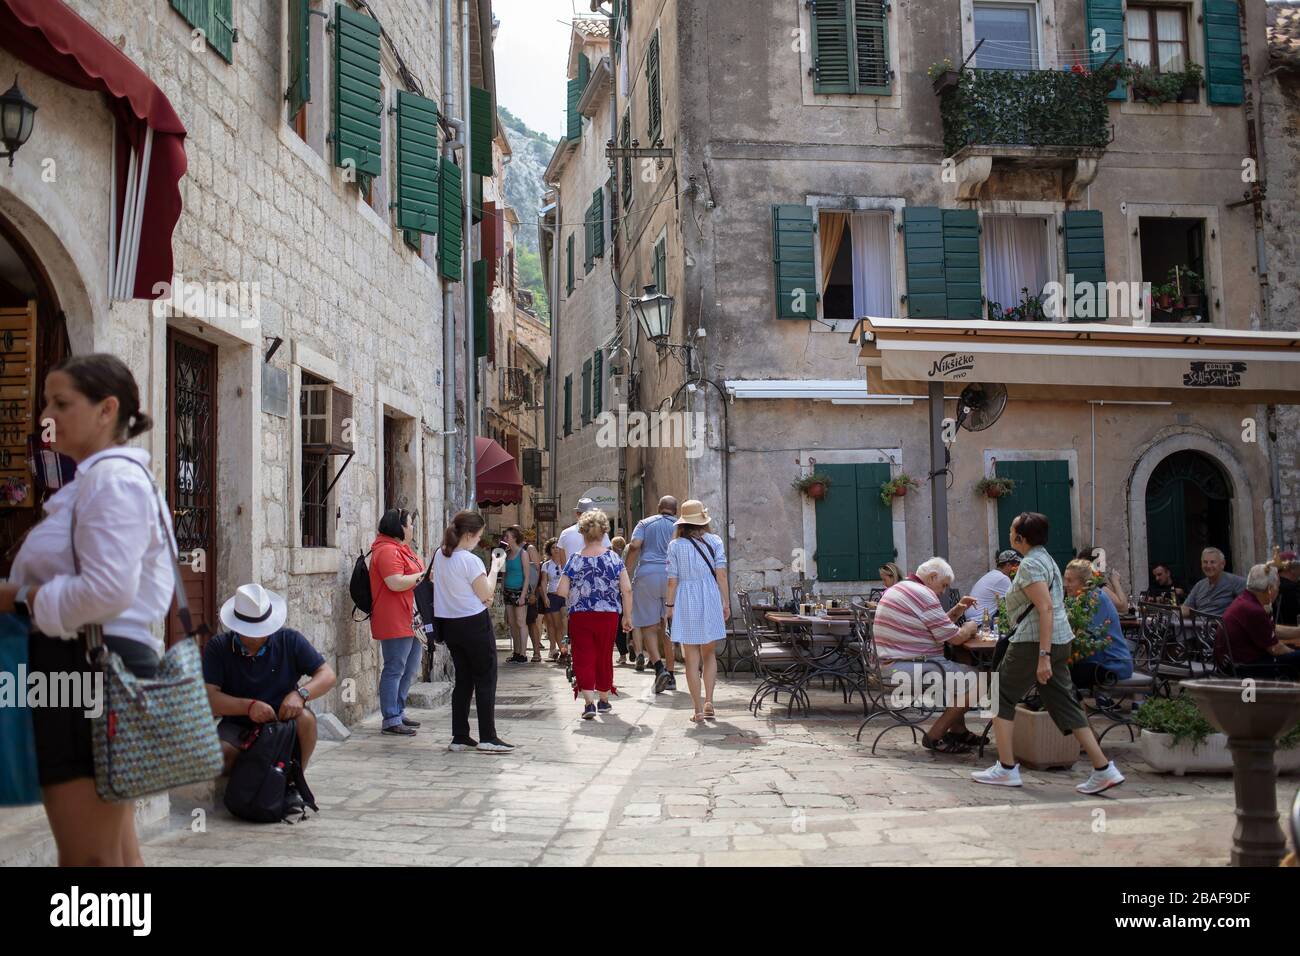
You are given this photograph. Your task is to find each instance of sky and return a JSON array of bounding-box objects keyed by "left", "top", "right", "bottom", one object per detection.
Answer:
[{"left": 493, "top": 0, "right": 595, "bottom": 140}]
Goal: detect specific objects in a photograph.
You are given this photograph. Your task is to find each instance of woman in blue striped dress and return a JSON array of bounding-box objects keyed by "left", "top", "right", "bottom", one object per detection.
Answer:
[{"left": 665, "top": 500, "right": 730, "bottom": 723}]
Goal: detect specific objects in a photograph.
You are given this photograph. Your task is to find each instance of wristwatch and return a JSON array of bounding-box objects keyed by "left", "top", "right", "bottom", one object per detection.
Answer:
[
  {"left": 297, "top": 685, "right": 311, "bottom": 701},
  {"left": 1038, "top": 649, "right": 1052, "bottom": 657},
  {"left": 14, "top": 585, "right": 31, "bottom": 617}
]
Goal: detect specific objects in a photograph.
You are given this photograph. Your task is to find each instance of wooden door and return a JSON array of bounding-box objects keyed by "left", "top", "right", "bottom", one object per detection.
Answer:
[{"left": 166, "top": 331, "right": 218, "bottom": 647}]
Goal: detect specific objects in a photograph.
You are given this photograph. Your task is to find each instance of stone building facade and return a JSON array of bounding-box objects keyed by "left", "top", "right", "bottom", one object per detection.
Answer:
[
  {"left": 0, "top": 0, "right": 498, "bottom": 727},
  {"left": 610, "top": 0, "right": 1297, "bottom": 598}
]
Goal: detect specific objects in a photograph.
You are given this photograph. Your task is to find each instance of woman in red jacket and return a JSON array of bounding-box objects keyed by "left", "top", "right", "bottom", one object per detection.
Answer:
[{"left": 370, "top": 509, "right": 426, "bottom": 737}]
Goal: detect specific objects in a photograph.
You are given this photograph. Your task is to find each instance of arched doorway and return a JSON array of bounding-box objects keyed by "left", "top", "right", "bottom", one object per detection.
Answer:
[{"left": 1145, "top": 450, "right": 1233, "bottom": 590}]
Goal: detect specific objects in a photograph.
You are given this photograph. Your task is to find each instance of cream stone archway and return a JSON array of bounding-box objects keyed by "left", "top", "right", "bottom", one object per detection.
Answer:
[{"left": 1127, "top": 432, "right": 1256, "bottom": 589}]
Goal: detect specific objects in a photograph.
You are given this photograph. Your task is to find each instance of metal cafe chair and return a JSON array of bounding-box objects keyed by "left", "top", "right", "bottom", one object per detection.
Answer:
[
  {"left": 1157, "top": 608, "right": 1224, "bottom": 688},
  {"left": 1088, "top": 632, "right": 1161, "bottom": 745},
  {"left": 743, "top": 596, "right": 811, "bottom": 717},
  {"left": 853, "top": 604, "right": 944, "bottom": 754},
  {"left": 1137, "top": 600, "right": 1189, "bottom": 696}
]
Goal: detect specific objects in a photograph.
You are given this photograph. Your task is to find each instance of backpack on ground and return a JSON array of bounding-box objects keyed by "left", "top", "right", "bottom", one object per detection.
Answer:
[
  {"left": 350, "top": 549, "right": 373, "bottom": 620},
  {"left": 223, "top": 719, "right": 318, "bottom": 824}
]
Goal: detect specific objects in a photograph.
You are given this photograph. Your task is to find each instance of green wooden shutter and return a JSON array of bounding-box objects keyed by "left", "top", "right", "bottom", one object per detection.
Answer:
[
  {"left": 584, "top": 203, "right": 594, "bottom": 274},
  {"left": 853, "top": 1, "right": 891, "bottom": 95},
  {"left": 579, "top": 54, "right": 591, "bottom": 88},
  {"left": 169, "top": 1, "right": 208, "bottom": 31},
  {"left": 1203, "top": 0, "right": 1245, "bottom": 106},
  {"left": 995, "top": 460, "right": 1039, "bottom": 556},
  {"left": 287, "top": 0, "right": 311, "bottom": 118},
  {"left": 566, "top": 77, "right": 582, "bottom": 141},
  {"left": 333, "top": 4, "right": 382, "bottom": 178},
  {"left": 653, "top": 236, "right": 667, "bottom": 293},
  {"left": 903, "top": 207, "right": 947, "bottom": 319},
  {"left": 566, "top": 234, "right": 575, "bottom": 293},
  {"left": 395, "top": 91, "right": 440, "bottom": 235},
  {"left": 810, "top": 0, "right": 853, "bottom": 94},
  {"left": 619, "top": 111, "right": 633, "bottom": 210},
  {"left": 996, "top": 460, "right": 1074, "bottom": 572},
  {"left": 592, "top": 188, "right": 605, "bottom": 259},
  {"left": 563, "top": 374, "right": 573, "bottom": 436},
  {"left": 473, "top": 260, "right": 488, "bottom": 358},
  {"left": 209, "top": 0, "right": 235, "bottom": 62},
  {"left": 544, "top": 371, "right": 553, "bottom": 448},
  {"left": 593, "top": 349, "right": 603, "bottom": 416},
  {"left": 1063, "top": 210, "right": 1107, "bottom": 321},
  {"left": 437, "top": 158, "right": 463, "bottom": 280},
  {"left": 1086, "top": 0, "right": 1126, "bottom": 101},
  {"left": 815, "top": 464, "right": 860, "bottom": 582},
  {"left": 471, "top": 86, "right": 493, "bottom": 176},
  {"left": 771, "top": 204, "right": 817, "bottom": 319},
  {"left": 648, "top": 31, "right": 662, "bottom": 142},
  {"left": 581, "top": 358, "right": 592, "bottom": 425},
  {"left": 855, "top": 462, "right": 897, "bottom": 574},
  {"left": 942, "top": 209, "right": 982, "bottom": 319}
]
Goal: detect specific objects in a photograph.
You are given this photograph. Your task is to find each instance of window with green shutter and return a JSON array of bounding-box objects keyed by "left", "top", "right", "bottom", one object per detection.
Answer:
[
  {"left": 810, "top": 1, "right": 891, "bottom": 96},
  {"left": 1203, "top": 0, "right": 1244, "bottom": 106},
  {"left": 333, "top": 3, "right": 382, "bottom": 180},
  {"left": 287, "top": 0, "right": 311, "bottom": 118},
  {"left": 647, "top": 31, "right": 662, "bottom": 143},
  {"left": 470, "top": 86, "right": 493, "bottom": 176},
  {"left": 653, "top": 235, "right": 666, "bottom": 294},
  {"left": 437, "top": 158, "right": 463, "bottom": 280},
  {"left": 995, "top": 460, "right": 1075, "bottom": 571},
  {"left": 567, "top": 77, "right": 583, "bottom": 141},
  {"left": 1086, "top": 0, "right": 1126, "bottom": 101},
  {"left": 473, "top": 260, "right": 488, "bottom": 358},
  {"left": 902, "top": 207, "right": 982, "bottom": 320},
  {"left": 592, "top": 188, "right": 605, "bottom": 259},
  {"left": 771, "top": 204, "right": 817, "bottom": 319},
  {"left": 593, "top": 349, "right": 603, "bottom": 416},
  {"left": 566, "top": 233, "right": 575, "bottom": 294},
  {"left": 563, "top": 374, "right": 573, "bottom": 436},
  {"left": 544, "top": 370, "right": 552, "bottom": 448},
  {"left": 619, "top": 110, "right": 633, "bottom": 211},
  {"left": 584, "top": 203, "right": 595, "bottom": 274},
  {"left": 1063, "top": 210, "right": 1107, "bottom": 320},
  {"left": 581, "top": 358, "right": 592, "bottom": 426},
  {"left": 942, "top": 209, "right": 982, "bottom": 319},
  {"left": 813, "top": 463, "right": 896, "bottom": 582},
  {"left": 209, "top": 0, "right": 235, "bottom": 62},
  {"left": 395, "top": 91, "right": 440, "bottom": 235}
]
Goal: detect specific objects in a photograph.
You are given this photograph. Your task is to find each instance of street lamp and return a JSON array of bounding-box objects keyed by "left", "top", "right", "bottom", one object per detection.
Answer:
[
  {"left": 0, "top": 77, "right": 37, "bottom": 167},
  {"left": 631, "top": 284, "right": 674, "bottom": 346}
]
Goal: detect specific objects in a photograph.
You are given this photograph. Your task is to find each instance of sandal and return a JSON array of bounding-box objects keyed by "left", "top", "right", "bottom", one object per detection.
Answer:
[
  {"left": 690, "top": 713, "right": 707, "bottom": 724},
  {"left": 945, "top": 730, "right": 984, "bottom": 748},
  {"left": 921, "top": 732, "right": 973, "bottom": 755},
  {"left": 702, "top": 701, "right": 715, "bottom": 718}
]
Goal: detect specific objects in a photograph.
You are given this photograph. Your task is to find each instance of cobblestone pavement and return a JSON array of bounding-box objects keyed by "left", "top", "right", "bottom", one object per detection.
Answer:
[{"left": 141, "top": 646, "right": 1298, "bottom": 866}]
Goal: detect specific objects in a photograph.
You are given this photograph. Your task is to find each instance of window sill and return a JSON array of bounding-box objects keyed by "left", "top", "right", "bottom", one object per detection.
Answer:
[
  {"left": 291, "top": 547, "right": 342, "bottom": 576},
  {"left": 1120, "top": 98, "right": 1210, "bottom": 119}
]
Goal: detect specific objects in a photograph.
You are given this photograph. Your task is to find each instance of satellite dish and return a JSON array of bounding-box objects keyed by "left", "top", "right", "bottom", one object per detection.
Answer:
[{"left": 955, "top": 383, "right": 1008, "bottom": 433}]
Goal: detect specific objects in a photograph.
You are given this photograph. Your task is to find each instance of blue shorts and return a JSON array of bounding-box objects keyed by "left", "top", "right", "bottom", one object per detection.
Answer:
[
  {"left": 546, "top": 593, "right": 565, "bottom": 613},
  {"left": 631, "top": 568, "right": 669, "bottom": 628}
]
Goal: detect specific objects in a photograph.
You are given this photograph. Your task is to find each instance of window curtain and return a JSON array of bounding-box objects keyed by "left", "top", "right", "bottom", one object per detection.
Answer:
[
  {"left": 981, "top": 216, "right": 1050, "bottom": 315},
  {"left": 850, "top": 211, "right": 894, "bottom": 318},
  {"left": 1156, "top": 9, "right": 1185, "bottom": 71},
  {"left": 819, "top": 211, "right": 847, "bottom": 293}
]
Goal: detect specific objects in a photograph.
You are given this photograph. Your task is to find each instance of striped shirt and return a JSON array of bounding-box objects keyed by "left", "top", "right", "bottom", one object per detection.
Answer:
[{"left": 872, "top": 579, "right": 960, "bottom": 662}]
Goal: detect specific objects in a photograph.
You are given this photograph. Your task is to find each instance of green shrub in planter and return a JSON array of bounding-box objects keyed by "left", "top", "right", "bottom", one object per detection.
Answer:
[{"left": 1137, "top": 694, "right": 1300, "bottom": 751}]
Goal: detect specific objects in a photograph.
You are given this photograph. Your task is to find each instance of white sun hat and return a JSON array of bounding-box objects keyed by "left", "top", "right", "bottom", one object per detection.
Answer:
[{"left": 219, "top": 583, "right": 288, "bottom": 638}]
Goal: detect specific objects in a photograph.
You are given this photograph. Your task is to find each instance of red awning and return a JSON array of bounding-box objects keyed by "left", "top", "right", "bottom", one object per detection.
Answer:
[
  {"left": 475, "top": 436, "right": 522, "bottom": 506},
  {"left": 0, "top": 0, "right": 187, "bottom": 299}
]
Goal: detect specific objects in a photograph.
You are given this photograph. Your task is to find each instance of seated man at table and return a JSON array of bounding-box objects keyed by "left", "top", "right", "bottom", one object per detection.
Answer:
[
  {"left": 872, "top": 557, "right": 980, "bottom": 754},
  {"left": 1182, "top": 547, "right": 1246, "bottom": 617},
  {"left": 1146, "top": 563, "right": 1185, "bottom": 603},
  {"left": 1216, "top": 564, "right": 1300, "bottom": 679},
  {"left": 965, "top": 550, "right": 1020, "bottom": 623}
]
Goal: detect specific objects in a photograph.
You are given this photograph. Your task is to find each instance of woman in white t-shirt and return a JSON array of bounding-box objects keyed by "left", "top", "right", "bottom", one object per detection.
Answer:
[
  {"left": 539, "top": 537, "right": 566, "bottom": 661},
  {"left": 433, "top": 511, "right": 513, "bottom": 754}
]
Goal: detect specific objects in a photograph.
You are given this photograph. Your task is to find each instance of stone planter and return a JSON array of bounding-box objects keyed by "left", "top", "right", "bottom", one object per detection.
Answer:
[
  {"left": 1012, "top": 704, "right": 1082, "bottom": 770},
  {"left": 931, "top": 70, "right": 960, "bottom": 95},
  {"left": 1139, "top": 730, "right": 1300, "bottom": 775}
]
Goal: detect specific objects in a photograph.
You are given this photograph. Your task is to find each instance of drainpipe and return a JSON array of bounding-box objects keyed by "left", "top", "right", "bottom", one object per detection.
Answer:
[
  {"left": 441, "top": 0, "right": 463, "bottom": 521},
  {"left": 461, "top": 0, "right": 477, "bottom": 509}
]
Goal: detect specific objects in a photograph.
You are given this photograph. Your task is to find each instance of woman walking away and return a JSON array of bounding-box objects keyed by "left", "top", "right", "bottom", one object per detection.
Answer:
[
  {"left": 501, "top": 526, "right": 531, "bottom": 664},
  {"left": 665, "top": 500, "right": 730, "bottom": 723},
  {"left": 369, "top": 509, "right": 425, "bottom": 737},
  {"left": 540, "top": 538, "right": 566, "bottom": 661},
  {"left": 525, "top": 539, "right": 545, "bottom": 662},
  {"left": 434, "top": 511, "right": 514, "bottom": 753},
  {"left": 972, "top": 512, "right": 1124, "bottom": 794},
  {"left": 3, "top": 354, "right": 176, "bottom": 866},
  {"left": 555, "top": 510, "right": 632, "bottom": 720}
]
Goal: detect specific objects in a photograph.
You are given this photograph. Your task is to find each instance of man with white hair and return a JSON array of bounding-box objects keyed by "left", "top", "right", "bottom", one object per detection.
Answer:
[
  {"left": 1182, "top": 547, "right": 1245, "bottom": 617},
  {"left": 1217, "top": 563, "right": 1300, "bottom": 678},
  {"left": 871, "top": 557, "right": 981, "bottom": 753}
]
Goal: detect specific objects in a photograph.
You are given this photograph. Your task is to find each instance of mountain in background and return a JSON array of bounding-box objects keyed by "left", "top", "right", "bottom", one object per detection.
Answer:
[{"left": 500, "top": 105, "right": 555, "bottom": 321}]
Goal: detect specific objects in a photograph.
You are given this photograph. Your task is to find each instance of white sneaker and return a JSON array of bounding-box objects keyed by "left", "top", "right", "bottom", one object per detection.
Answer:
[
  {"left": 971, "top": 761, "right": 1023, "bottom": 787},
  {"left": 476, "top": 739, "right": 516, "bottom": 754},
  {"left": 1076, "top": 761, "right": 1124, "bottom": 795}
]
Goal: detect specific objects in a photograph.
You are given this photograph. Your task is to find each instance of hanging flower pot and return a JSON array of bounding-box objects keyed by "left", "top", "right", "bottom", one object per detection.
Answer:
[
  {"left": 792, "top": 472, "right": 832, "bottom": 500},
  {"left": 975, "top": 476, "right": 1016, "bottom": 500},
  {"left": 880, "top": 474, "right": 920, "bottom": 507}
]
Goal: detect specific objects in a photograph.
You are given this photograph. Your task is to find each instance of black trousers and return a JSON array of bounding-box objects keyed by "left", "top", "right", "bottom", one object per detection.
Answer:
[{"left": 437, "top": 611, "right": 498, "bottom": 742}]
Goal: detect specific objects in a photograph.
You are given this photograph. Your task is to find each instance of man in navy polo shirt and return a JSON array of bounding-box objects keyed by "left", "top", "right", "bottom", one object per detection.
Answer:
[
  {"left": 1217, "top": 564, "right": 1300, "bottom": 679},
  {"left": 202, "top": 584, "right": 336, "bottom": 773}
]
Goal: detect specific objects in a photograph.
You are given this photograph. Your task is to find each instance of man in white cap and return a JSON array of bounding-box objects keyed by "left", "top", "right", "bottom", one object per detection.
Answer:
[{"left": 202, "top": 583, "right": 337, "bottom": 774}]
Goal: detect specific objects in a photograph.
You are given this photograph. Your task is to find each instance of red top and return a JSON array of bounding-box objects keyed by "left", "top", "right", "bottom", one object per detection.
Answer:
[
  {"left": 369, "top": 535, "right": 424, "bottom": 640},
  {"left": 1218, "top": 590, "right": 1275, "bottom": 667}
]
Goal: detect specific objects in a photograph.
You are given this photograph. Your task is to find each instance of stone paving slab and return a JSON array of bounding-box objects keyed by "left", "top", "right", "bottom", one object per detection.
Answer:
[{"left": 139, "top": 642, "right": 1300, "bottom": 867}]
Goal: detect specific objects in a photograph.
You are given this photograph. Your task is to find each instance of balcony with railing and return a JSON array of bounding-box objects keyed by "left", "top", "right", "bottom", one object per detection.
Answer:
[
  {"left": 499, "top": 367, "right": 534, "bottom": 410},
  {"left": 934, "top": 66, "right": 1116, "bottom": 201}
]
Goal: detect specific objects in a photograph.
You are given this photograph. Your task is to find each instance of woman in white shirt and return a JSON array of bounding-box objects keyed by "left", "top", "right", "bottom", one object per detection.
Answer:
[
  {"left": 433, "top": 511, "right": 513, "bottom": 754},
  {"left": 0, "top": 354, "right": 177, "bottom": 867},
  {"left": 539, "top": 537, "right": 566, "bottom": 661}
]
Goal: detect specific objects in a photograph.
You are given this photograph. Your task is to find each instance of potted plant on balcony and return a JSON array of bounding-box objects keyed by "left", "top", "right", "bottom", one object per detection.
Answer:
[
  {"left": 1168, "top": 266, "right": 1203, "bottom": 311},
  {"left": 1151, "top": 281, "right": 1178, "bottom": 312},
  {"left": 928, "top": 58, "right": 961, "bottom": 96},
  {"left": 1128, "top": 60, "right": 1203, "bottom": 106},
  {"left": 975, "top": 476, "right": 1016, "bottom": 500},
  {"left": 880, "top": 474, "right": 920, "bottom": 506},
  {"left": 792, "top": 471, "right": 832, "bottom": 501}
]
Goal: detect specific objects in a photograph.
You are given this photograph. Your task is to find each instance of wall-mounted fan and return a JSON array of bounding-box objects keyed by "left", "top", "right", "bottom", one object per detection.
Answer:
[{"left": 954, "top": 383, "right": 1008, "bottom": 434}]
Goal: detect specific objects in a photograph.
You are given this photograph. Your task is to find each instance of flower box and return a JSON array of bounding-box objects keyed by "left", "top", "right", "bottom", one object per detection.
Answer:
[
  {"left": 931, "top": 70, "right": 961, "bottom": 96},
  {"left": 1139, "top": 730, "right": 1300, "bottom": 775},
  {"left": 1012, "top": 704, "right": 1082, "bottom": 770}
]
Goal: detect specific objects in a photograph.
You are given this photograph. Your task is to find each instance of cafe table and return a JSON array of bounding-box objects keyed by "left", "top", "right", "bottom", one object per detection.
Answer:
[{"left": 763, "top": 611, "right": 867, "bottom": 714}]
